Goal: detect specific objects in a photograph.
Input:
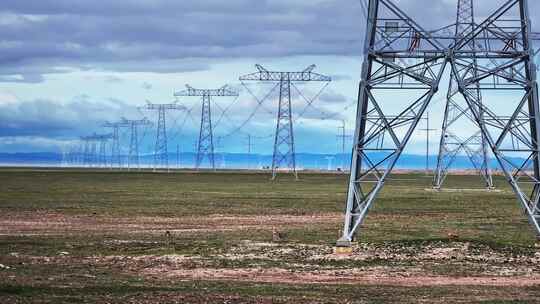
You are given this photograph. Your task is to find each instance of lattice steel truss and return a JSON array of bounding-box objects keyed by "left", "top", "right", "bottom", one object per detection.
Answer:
[
  {"left": 434, "top": 0, "right": 493, "bottom": 189},
  {"left": 80, "top": 135, "right": 96, "bottom": 167},
  {"left": 240, "top": 65, "right": 331, "bottom": 179},
  {"left": 140, "top": 101, "right": 185, "bottom": 171},
  {"left": 338, "top": 0, "right": 540, "bottom": 246},
  {"left": 103, "top": 121, "right": 123, "bottom": 169},
  {"left": 113, "top": 117, "right": 153, "bottom": 170},
  {"left": 174, "top": 85, "right": 239, "bottom": 170},
  {"left": 80, "top": 133, "right": 112, "bottom": 168}
]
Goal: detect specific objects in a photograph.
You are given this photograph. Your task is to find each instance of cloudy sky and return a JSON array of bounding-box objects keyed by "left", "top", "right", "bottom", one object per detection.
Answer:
[{"left": 0, "top": 0, "right": 538, "bottom": 155}]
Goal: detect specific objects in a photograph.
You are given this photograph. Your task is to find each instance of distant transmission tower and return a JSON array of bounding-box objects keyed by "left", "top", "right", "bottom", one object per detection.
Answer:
[
  {"left": 174, "top": 85, "right": 239, "bottom": 170},
  {"left": 337, "top": 120, "right": 352, "bottom": 171},
  {"left": 419, "top": 112, "right": 436, "bottom": 175},
  {"left": 81, "top": 135, "right": 98, "bottom": 167},
  {"left": 119, "top": 117, "right": 152, "bottom": 170},
  {"left": 246, "top": 134, "right": 253, "bottom": 169},
  {"left": 433, "top": 0, "right": 494, "bottom": 189},
  {"left": 74, "top": 143, "right": 84, "bottom": 166},
  {"left": 103, "top": 121, "right": 123, "bottom": 169},
  {"left": 80, "top": 136, "right": 93, "bottom": 167},
  {"left": 240, "top": 65, "right": 331, "bottom": 179},
  {"left": 140, "top": 101, "right": 185, "bottom": 171},
  {"left": 80, "top": 133, "right": 112, "bottom": 168},
  {"left": 97, "top": 134, "right": 112, "bottom": 167}
]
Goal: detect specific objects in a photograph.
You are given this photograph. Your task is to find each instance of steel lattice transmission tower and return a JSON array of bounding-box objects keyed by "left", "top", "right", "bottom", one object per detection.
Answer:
[
  {"left": 338, "top": 0, "right": 540, "bottom": 246},
  {"left": 140, "top": 101, "right": 185, "bottom": 171},
  {"left": 337, "top": 120, "right": 352, "bottom": 171},
  {"left": 103, "top": 121, "right": 123, "bottom": 169},
  {"left": 80, "top": 135, "right": 97, "bottom": 167},
  {"left": 119, "top": 117, "right": 152, "bottom": 170},
  {"left": 80, "top": 133, "right": 112, "bottom": 168},
  {"left": 97, "top": 134, "right": 111, "bottom": 167},
  {"left": 174, "top": 85, "right": 239, "bottom": 170},
  {"left": 240, "top": 65, "right": 331, "bottom": 179},
  {"left": 433, "top": 0, "right": 494, "bottom": 189}
]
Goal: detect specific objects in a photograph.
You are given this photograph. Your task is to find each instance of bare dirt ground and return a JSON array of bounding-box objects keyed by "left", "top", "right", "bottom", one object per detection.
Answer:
[
  {"left": 137, "top": 240, "right": 540, "bottom": 287},
  {"left": 4, "top": 236, "right": 539, "bottom": 289},
  {"left": 0, "top": 211, "right": 343, "bottom": 235},
  {"left": 2, "top": 171, "right": 540, "bottom": 302},
  {"left": 145, "top": 267, "right": 540, "bottom": 287},
  {"left": 3, "top": 212, "right": 540, "bottom": 290}
]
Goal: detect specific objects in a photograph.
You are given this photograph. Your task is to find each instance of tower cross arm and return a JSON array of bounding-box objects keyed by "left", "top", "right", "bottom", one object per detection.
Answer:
[
  {"left": 239, "top": 64, "right": 332, "bottom": 82},
  {"left": 140, "top": 101, "right": 187, "bottom": 111},
  {"left": 174, "top": 84, "right": 239, "bottom": 97},
  {"left": 102, "top": 120, "right": 129, "bottom": 128},
  {"left": 120, "top": 117, "right": 153, "bottom": 126},
  {"left": 82, "top": 133, "right": 113, "bottom": 141}
]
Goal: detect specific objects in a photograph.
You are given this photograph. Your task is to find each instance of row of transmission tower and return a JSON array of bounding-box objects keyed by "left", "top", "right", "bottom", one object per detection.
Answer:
[
  {"left": 70, "top": 118, "right": 152, "bottom": 170},
  {"left": 64, "top": 66, "right": 333, "bottom": 177}
]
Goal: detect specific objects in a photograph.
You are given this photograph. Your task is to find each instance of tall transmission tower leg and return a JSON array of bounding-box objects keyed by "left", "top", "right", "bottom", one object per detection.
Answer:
[
  {"left": 522, "top": 0, "right": 540, "bottom": 231},
  {"left": 272, "top": 77, "right": 297, "bottom": 180},
  {"left": 337, "top": 0, "right": 447, "bottom": 246},
  {"left": 196, "top": 94, "right": 215, "bottom": 169},
  {"left": 479, "top": 110, "right": 494, "bottom": 189},
  {"left": 449, "top": 0, "right": 540, "bottom": 238},
  {"left": 433, "top": 89, "right": 453, "bottom": 189}
]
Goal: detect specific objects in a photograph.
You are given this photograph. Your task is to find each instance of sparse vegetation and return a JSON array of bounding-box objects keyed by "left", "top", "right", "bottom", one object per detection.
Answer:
[{"left": 0, "top": 168, "right": 539, "bottom": 303}]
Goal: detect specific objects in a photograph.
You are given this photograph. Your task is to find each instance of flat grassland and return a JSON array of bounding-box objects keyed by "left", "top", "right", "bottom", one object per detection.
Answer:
[{"left": 0, "top": 168, "right": 539, "bottom": 303}]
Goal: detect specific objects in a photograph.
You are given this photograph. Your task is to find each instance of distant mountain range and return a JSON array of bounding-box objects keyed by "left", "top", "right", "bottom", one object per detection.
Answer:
[{"left": 0, "top": 152, "right": 508, "bottom": 170}]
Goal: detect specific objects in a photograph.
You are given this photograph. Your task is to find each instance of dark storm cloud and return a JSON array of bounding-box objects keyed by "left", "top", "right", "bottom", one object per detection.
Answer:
[
  {"left": 0, "top": 0, "right": 368, "bottom": 81},
  {"left": 0, "top": 0, "right": 538, "bottom": 82}
]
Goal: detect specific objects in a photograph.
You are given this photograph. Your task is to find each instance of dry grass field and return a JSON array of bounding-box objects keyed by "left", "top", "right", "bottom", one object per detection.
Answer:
[{"left": 0, "top": 168, "right": 539, "bottom": 303}]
